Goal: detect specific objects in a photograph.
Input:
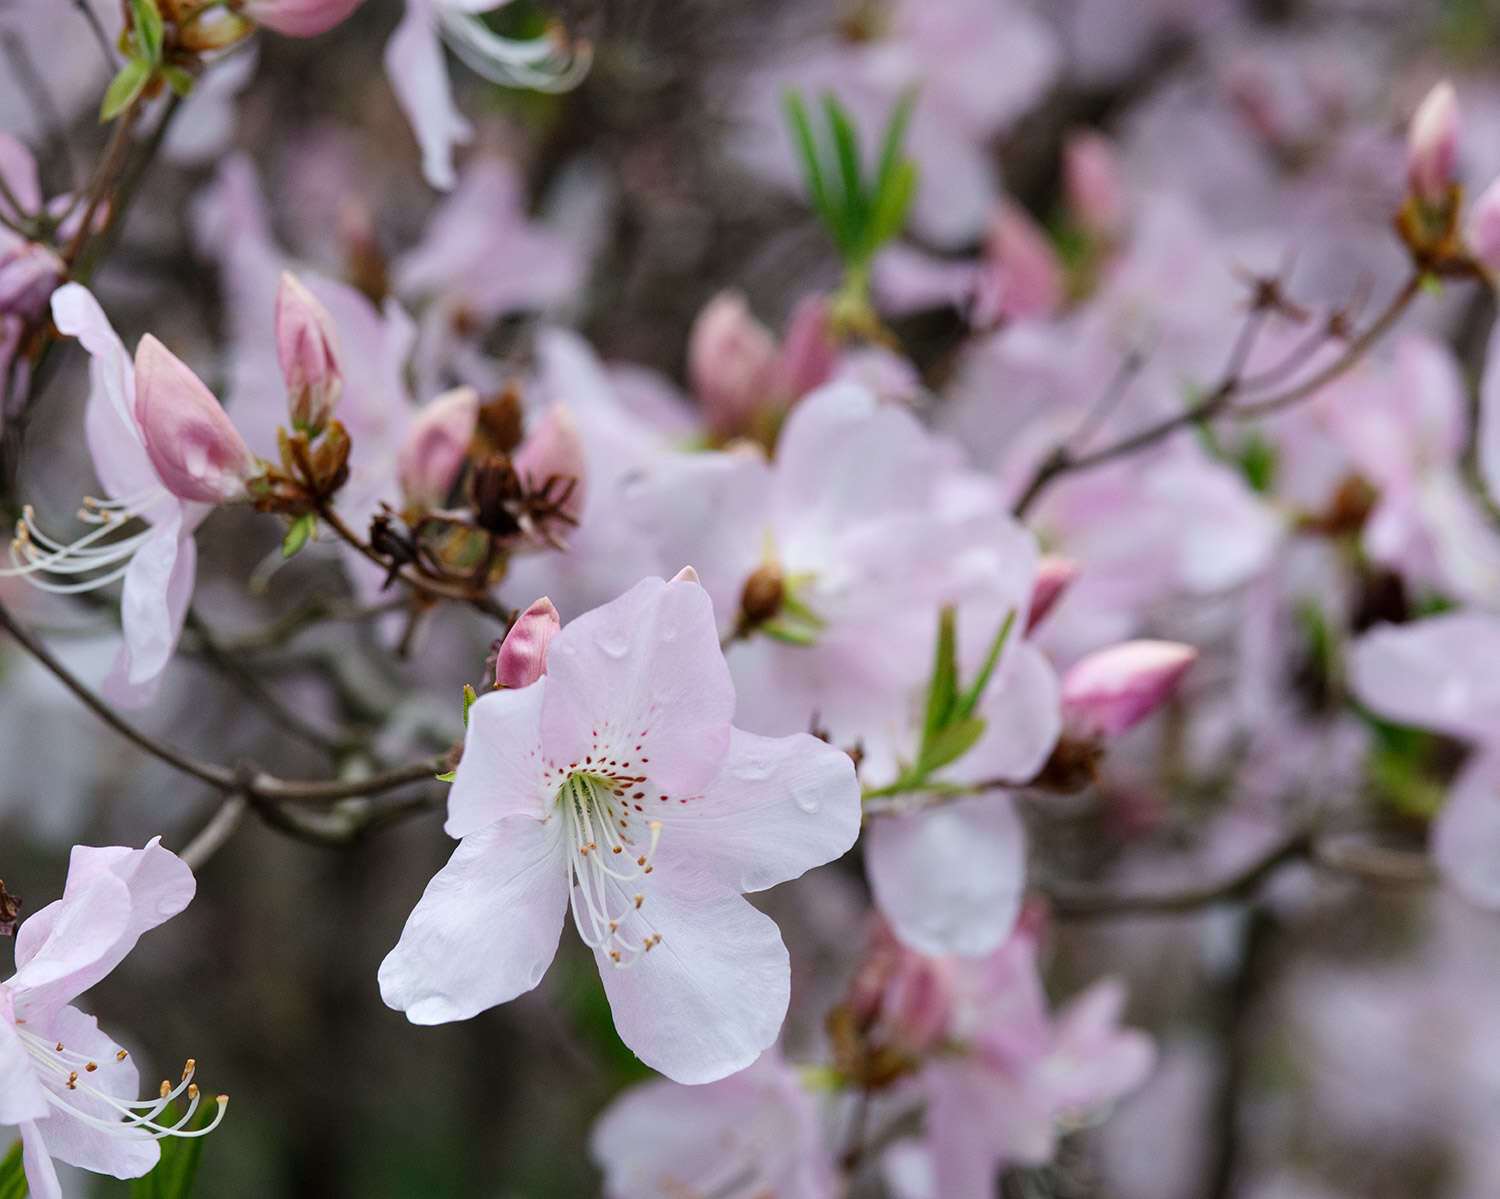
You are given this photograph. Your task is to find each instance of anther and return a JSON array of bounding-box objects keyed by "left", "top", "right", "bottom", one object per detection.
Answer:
[
  {"left": 85, "top": 1062, "right": 98, "bottom": 1072},
  {"left": 116, "top": 1050, "right": 128, "bottom": 1061}
]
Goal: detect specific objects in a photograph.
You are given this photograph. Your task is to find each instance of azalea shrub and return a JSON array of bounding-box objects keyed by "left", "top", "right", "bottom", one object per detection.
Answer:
[{"left": 4, "top": 1, "right": 1500, "bottom": 1197}]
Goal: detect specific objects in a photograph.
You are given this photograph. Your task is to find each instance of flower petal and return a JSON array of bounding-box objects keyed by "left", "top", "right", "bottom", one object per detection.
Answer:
[
  {"left": 865, "top": 794, "right": 1026, "bottom": 957},
  {"left": 445, "top": 680, "right": 551, "bottom": 837},
  {"left": 541, "top": 577, "right": 734, "bottom": 797},
  {"left": 101, "top": 516, "right": 196, "bottom": 710},
  {"left": 1432, "top": 751, "right": 1500, "bottom": 909},
  {"left": 946, "top": 641, "right": 1060, "bottom": 786},
  {"left": 656, "top": 729, "right": 860, "bottom": 893},
  {"left": 383, "top": 0, "right": 473, "bottom": 191},
  {"left": 379, "top": 816, "right": 569, "bottom": 1023},
  {"left": 1350, "top": 614, "right": 1500, "bottom": 743},
  {"left": 0, "top": 1009, "right": 49, "bottom": 1124},
  {"left": 19, "top": 1122, "right": 62, "bottom": 1199},
  {"left": 595, "top": 869, "right": 789, "bottom": 1084}
]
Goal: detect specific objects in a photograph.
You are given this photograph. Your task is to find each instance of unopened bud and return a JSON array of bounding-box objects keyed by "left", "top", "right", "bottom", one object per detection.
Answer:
[
  {"left": 972, "top": 201, "right": 1063, "bottom": 327},
  {"left": 398, "top": 386, "right": 479, "bottom": 510},
  {"left": 512, "top": 404, "right": 587, "bottom": 529},
  {"left": 1063, "top": 131, "right": 1126, "bottom": 242},
  {"left": 1026, "top": 555, "right": 1079, "bottom": 633},
  {"left": 134, "top": 335, "right": 258, "bottom": 504},
  {"left": 239, "top": 0, "right": 366, "bottom": 37},
  {"left": 738, "top": 562, "right": 784, "bottom": 630},
  {"left": 490, "top": 597, "right": 561, "bottom": 689},
  {"left": 1407, "top": 81, "right": 1459, "bottom": 206},
  {"left": 1060, "top": 640, "right": 1197, "bottom": 739},
  {"left": 276, "top": 272, "right": 344, "bottom": 435},
  {"left": 689, "top": 291, "right": 777, "bottom": 438},
  {"left": 0, "top": 231, "right": 63, "bottom": 321},
  {"left": 771, "top": 295, "right": 837, "bottom": 399},
  {"left": 1468, "top": 176, "right": 1500, "bottom": 275},
  {"left": 847, "top": 921, "right": 955, "bottom": 1061}
]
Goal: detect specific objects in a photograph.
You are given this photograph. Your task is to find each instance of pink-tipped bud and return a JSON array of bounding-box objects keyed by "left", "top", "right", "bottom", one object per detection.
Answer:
[
  {"left": 847, "top": 921, "right": 955, "bottom": 1058},
  {"left": 972, "top": 201, "right": 1063, "bottom": 328},
  {"left": 276, "top": 272, "right": 344, "bottom": 435},
  {"left": 1407, "top": 81, "right": 1459, "bottom": 205},
  {"left": 239, "top": 0, "right": 366, "bottom": 37},
  {"left": 1063, "top": 131, "right": 1126, "bottom": 242},
  {"left": 0, "top": 231, "right": 63, "bottom": 321},
  {"left": 1026, "top": 555, "right": 1080, "bottom": 633},
  {"left": 133, "top": 335, "right": 258, "bottom": 503},
  {"left": 512, "top": 404, "right": 587, "bottom": 532},
  {"left": 398, "top": 387, "right": 479, "bottom": 510},
  {"left": 490, "top": 597, "right": 561, "bottom": 689},
  {"left": 771, "top": 295, "right": 837, "bottom": 399},
  {"left": 1061, "top": 640, "right": 1197, "bottom": 739},
  {"left": 1467, "top": 176, "right": 1500, "bottom": 274},
  {"left": 688, "top": 291, "right": 778, "bottom": 437}
]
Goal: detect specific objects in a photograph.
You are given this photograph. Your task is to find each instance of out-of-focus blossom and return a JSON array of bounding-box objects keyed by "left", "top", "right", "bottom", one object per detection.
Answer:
[
  {"left": 510, "top": 403, "right": 587, "bottom": 534},
  {"left": 384, "top": 5, "right": 589, "bottom": 191},
  {"left": 275, "top": 272, "right": 344, "bottom": 435},
  {"left": 240, "top": 0, "right": 364, "bottom": 36},
  {"left": 1466, "top": 176, "right": 1500, "bottom": 275},
  {"left": 396, "top": 386, "right": 478, "bottom": 511},
  {"left": 589, "top": 1050, "right": 837, "bottom": 1198},
  {"left": 1028, "top": 556, "right": 1080, "bottom": 633},
  {"left": 1, "top": 839, "right": 225, "bottom": 1199},
  {"left": 1406, "top": 80, "right": 1459, "bottom": 204},
  {"left": 489, "top": 596, "right": 560, "bottom": 690},
  {"left": 379, "top": 575, "right": 862, "bottom": 1083},
  {"left": 1065, "top": 130, "right": 1128, "bottom": 242},
  {"left": 688, "top": 290, "right": 778, "bottom": 437},
  {"left": 1061, "top": 640, "right": 1198, "bottom": 739}
]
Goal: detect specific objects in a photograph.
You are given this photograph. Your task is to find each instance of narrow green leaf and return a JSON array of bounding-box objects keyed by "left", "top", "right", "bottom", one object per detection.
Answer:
[
  {"left": 821, "top": 93, "right": 866, "bottom": 242},
  {"left": 918, "top": 716, "right": 987, "bottom": 776},
  {"left": 865, "top": 159, "right": 917, "bottom": 256},
  {"left": 101, "top": 58, "right": 151, "bottom": 122},
  {"left": 0, "top": 1141, "right": 27, "bottom": 1199},
  {"left": 435, "top": 770, "right": 457, "bottom": 782},
  {"left": 953, "top": 609, "right": 1017, "bottom": 723},
  {"left": 160, "top": 65, "right": 196, "bottom": 97},
  {"left": 131, "top": 0, "right": 164, "bottom": 64},
  {"left": 462, "top": 683, "right": 479, "bottom": 725},
  {"left": 280, "top": 512, "right": 316, "bottom": 558},
  {"left": 782, "top": 91, "right": 840, "bottom": 241},
  {"left": 760, "top": 619, "right": 820, "bottom": 646},
  {"left": 874, "top": 87, "right": 918, "bottom": 205},
  {"left": 920, "top": 606, "right": 960, "bottom": 744}
]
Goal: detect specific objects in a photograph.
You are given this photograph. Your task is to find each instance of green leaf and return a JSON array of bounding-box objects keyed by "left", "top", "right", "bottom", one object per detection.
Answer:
[
  {"left": 131, "top": 0, "right": 164, "bottom": 64},
  {"left": 953, "top": 610, "right": 1016, "bottom": 723},
  {"left": 101, "top": 58, "right": 151, "bottom": 122},
  {"left": 760, "top": 618, "right": 821, "bottom": 646},
  {"left": 821, "top": 93, "right": 866, "bottom": 244},
  {"left": 920, "top": 606, "right": 960, "bottom": 744},
  {"left": 0, "top": 1141, "right": 27, "bottom": 1199},
  {"left": 129, "top": 1100, "right": 215, "bottom": 1199},
  {"left": 280, "top": 512, "right": 316, "bottom": 558},
  {"left": 782, "top": 91, "right": 840, "bottom": 242},
  {"left": 434, "top": 770, "right": 456, "bottom": 782},
  {"left": 865, "top": 159, "right": 916, "bottom": 255},
  {"left": 918, "top": 716, "right": 987, "bottom": 776},
  {"left": 159, "top": 65, "right": 196, "bottom": 97},
  {"left": 462, "top": 683, "right": 479, "bottom": 725},
  {"left": 873, "top": 87, "right": 917, "bottom": 206}
]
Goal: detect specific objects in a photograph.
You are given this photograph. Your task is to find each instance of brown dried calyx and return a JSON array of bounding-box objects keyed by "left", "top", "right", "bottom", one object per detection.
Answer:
[
  {"left": 736, "top": 562, "right": 785, "bottom": 633},
  {"left": 0, "top": 878, "right": 21, "bottom": 937}
]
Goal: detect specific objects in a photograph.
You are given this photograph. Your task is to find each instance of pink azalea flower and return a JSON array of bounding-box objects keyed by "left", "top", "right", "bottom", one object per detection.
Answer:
[
  {"left": 1, "top": 839, "right": 226, "bottom": 1199},
  {"left": 3, "top": 285, "right": 255, "bottom": 708},
  {"left": 589, "top": 1049, "right": 837, "bottom": 1198},
  {"left": 379, "top": 575, "right": 863, "bottom": 1083},
  {"left": 908, "top": 926, "right": 1155, "bottom": 1196}
]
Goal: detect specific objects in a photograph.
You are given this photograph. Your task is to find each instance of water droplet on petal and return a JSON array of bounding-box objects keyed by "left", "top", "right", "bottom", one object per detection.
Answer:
[
  {"left": 595, "top": 629, "right": 631, "bottom": 659},
  {"left": 733, "top": 754, "right": 773, "bottom": 782},
  {"left": 791, "top": 778, "right": 821, "bottom": 814}
]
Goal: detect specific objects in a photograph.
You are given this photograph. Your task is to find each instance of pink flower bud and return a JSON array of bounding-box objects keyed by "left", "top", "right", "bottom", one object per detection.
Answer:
[
  {"left": 972, "top": 201, "right": 1063, "bottom": 327},
  {"left": 847, "top": 921, "right": 955, "bottom": 1058},
  {"left": 133, "top": 335, "right": 258, "bottom": 503},
  {"left": 491, "top": 597, "right": 561, "bottom": 689},
  {"left": 0, "top": 231, "right": 63, "bottom": 321},
  {"left": 688, "top": 291, "right": 777, "bottom": 437},
  {"left": 240, "top": 0, "right": 366, "bottom": 37},
  {"left": 1061, "top": 640, "right": 1197, "bottom": 739},
  {"left": 1468, "top": 176, "right": 1500, "bottom": 274},
  {"left": 1063, "top": 131, "right": 1126, "bottom": 241},
  {"left": 512, "top": 404, "right": 587, "bottom": 530},
  {"left": 1026, "top": 555, "right": 1079, "bottom": 633},
  {"left": 771, "top": 295, "right": 837, "bottom": 399},
  {"left": 276, "top": 272, "right": 344, "bottom": 435},
  {"left": 398, "top": 387, "right": 479, "bottom": 509},
  {"left": 1407, "top": 81, "right": 1459, "bottom": 205}
]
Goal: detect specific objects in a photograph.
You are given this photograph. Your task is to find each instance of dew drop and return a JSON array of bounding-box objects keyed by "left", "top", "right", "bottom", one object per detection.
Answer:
[
  {"left": 595, "top": 629, "right": 631, "bottom": 659},
  {"left": 790, "top": 778, "right": 821, "bottom": 814},
  {"left": 733, "top": 754, "right": 773, "bottom": 782}
]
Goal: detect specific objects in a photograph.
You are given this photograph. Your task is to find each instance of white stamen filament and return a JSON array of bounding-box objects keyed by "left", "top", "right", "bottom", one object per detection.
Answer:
[
  {"left": 14, "top": 1025, "right": 228, "bottom": 1140},
  {"left": 559, "top": 774, "right": 662, "bottom": 967},
  {"left": 435, "top": 7, "right": 592, "bottom": 93},
  {"left": 1, "top": 488, "right": 166, "bottom": 594}
]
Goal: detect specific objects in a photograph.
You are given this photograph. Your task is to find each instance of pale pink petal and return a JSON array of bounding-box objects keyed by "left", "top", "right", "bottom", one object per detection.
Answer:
[
  {"left": 1043, "top": 979, "right": 1156, "bottom": 1112},
  {"left": 594, "top": 869, "right": 789, "bottom": 1084},
  {"left": 0, "top": 1005, "right": 49, "bottom": 1124},
  {"left": 1478, "top": 313, "right": 1500, "bottom": 509},
  {"left": 101, "top": 515, "right": 196, "bottom": 710},
  {"left": 1432, "top": 751, "right": 1500, "bottom": 909},
  {"left": 948, "top": 641, "right": 1061, "bottom": 785},
  {"left": 0, "top": 132, "right": 41, "bottom": 216},
  {"left": 872, "top": 244, "right": 980, "bottom": 317},
  {"left": 384, "top": 0, "right": 473, "bottom": 191},
  {"left": 655, "top": 729, "right": 860, "bottom": 893},
  {"left": 540, "top": 577, "right": 735, "bottom": 797},
  {"left": 925, "top": 1062, "right": 1032, "bottom": 1197},
  {"left": 1350, "top": 614, "right": 1500, "bottom": 743},
  {"left": 19, "top": 1123, "right": 62, "bottom": 1199},
  {"left": 865, "top": 794, "right": 1027, "bottom": 957},
  {"left": 379, "top": 816, "right": 570, "bottom": 1022},
  {"left": 445, "top": 680, "right": 552, "bottom": 836}
]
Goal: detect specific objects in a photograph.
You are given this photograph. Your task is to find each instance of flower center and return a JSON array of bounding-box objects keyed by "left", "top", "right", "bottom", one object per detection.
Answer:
[
  {"left": 1, "top": 488, "right": 168, "bottom": 594},
  {"left": 556, "top": 772, "right": 662, "bottom": 967},
  {"left": 12, "top": 1021, "right": 227, "bottom": 1140}
]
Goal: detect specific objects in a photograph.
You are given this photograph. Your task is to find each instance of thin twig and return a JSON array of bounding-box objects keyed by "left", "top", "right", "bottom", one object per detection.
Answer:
[{"left": 178, "top": 793, "right": 249, "bottom": 871}]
